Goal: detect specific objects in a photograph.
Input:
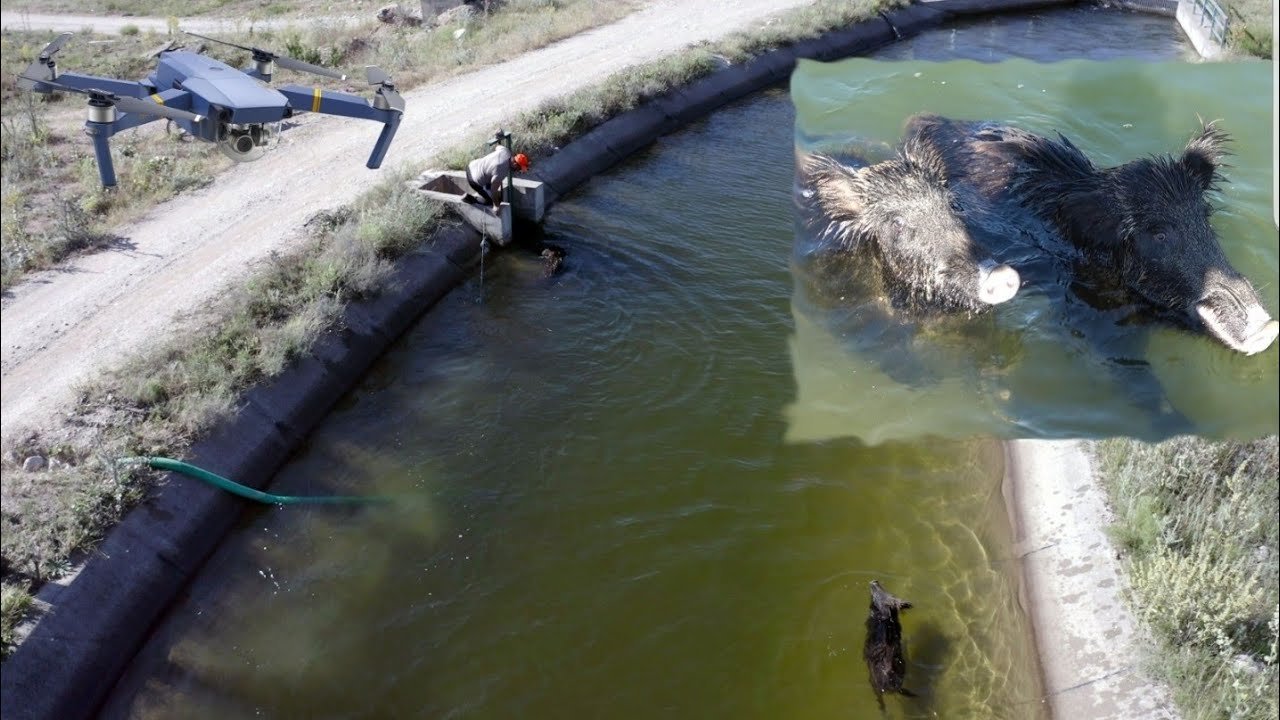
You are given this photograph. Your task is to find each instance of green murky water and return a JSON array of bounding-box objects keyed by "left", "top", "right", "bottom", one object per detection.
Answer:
[
  {"left": 106, "top": 8, "right": 1275, "bottom": 720},
  {"left": 789, "top": 50, "right": 1277, "bottom": 445}
]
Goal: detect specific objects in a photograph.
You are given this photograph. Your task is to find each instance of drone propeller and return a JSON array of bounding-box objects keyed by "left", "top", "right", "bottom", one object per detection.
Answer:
[
  {"left": 16, "top": 32, "right": 74, "bottom": 90},
  {"left": 144, "top": 39, "right": 178, "bottom": 58},
  {"left": 111, "top": 92, "right": 205, "bottom": 124},
  {"left": 366, "top": 66, "right": 405, "bottom": 113},
  {"left": 21, "top": 77, "right": 205, "bottom": 124},
  {"left": 41, "top": 31, "right": 74, "bottom": 59},
  {"left": 183, "top": 30, "right": 347, "bottom": 81}
]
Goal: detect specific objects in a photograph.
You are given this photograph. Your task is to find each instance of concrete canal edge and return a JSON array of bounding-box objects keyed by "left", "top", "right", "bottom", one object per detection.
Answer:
[
  {"left": 1, "top": 1, "right": 1212, "bottom": 717},
  {"left": 0, "top": 227, "right": 483, "bottom": 720},
  {"left": 1004, "top": 440, "right": 1179, "bottom": 719}
]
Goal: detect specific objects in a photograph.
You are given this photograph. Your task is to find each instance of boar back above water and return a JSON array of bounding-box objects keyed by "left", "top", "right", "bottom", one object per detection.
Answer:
[
  {"left": 864, "top": 580, "right": 916, "bottom": 709},
  {"left": 903, "top": 113, "right": 1278, "bottom": 356},
  {"left": 798, "top": 133, "right": 1021, "bottom": 314}
]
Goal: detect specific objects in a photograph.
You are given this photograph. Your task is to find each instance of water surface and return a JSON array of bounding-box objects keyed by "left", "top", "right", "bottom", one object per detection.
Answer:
[{"left": 789, "top": 44, "right": 1276, "bottom": 445}]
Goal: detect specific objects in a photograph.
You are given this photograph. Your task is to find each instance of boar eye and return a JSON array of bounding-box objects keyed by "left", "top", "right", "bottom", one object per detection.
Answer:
[
  {"left": 1153, "top": 231, "right": 1167, "bottom": 242},
  {"left": 893, "top": 216, "right": 907, "bottom": 228}
]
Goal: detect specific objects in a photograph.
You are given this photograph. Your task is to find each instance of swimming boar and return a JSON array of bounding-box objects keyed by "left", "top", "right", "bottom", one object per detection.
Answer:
[
  {"left": 864, "top": 580, "right": 916, "bottom": 709},
  {"left": 904, "top": 113, "right": 1278, "bottom": 355},
  {"left": 798, "top": 131, "right": 1021, "bottom": 314}
]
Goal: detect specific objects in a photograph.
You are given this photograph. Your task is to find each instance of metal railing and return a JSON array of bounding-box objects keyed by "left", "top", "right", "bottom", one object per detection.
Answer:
[{"left": 1189, "top": 0, "right": 1230, "bottom": 47}]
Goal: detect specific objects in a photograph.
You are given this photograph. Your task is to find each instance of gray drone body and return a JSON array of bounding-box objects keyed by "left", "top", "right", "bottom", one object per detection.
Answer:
[{"left": 18, "top": 32, "right": 406, "bottom": 186}]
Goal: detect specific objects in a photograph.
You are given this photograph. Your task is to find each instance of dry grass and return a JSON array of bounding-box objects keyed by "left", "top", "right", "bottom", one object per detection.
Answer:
[
  {"left": 439, "top": 0, "right": 905, "bottom": 167},
  {"left": 0, "top": 585, "right": 33, "bottom": 650},
  {"left": 1098, "top": 435, "right": 1279, "bottom": 720},
  {"left": 1222, "top": 0, "right": 1273, "bottom": 58},
  {"left": 0, "top": 0, "right": 335, "bottom": 19}
]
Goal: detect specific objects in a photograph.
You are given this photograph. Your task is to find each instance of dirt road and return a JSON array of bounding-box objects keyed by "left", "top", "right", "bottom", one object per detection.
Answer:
[
  {"left": 0, "top": 0, "right": 813, "bottom": 442},
  {"left": 0, "top": 10, "right": 361, "bottom": 33}
]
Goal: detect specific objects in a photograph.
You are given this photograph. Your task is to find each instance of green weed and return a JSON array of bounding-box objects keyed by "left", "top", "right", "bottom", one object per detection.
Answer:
[
  {"left": 1099, "top": 435, "right": 1279, "bottom": 720},
  {"left": 1224, "top": 0, "right": 1273, "bottom": 58},
  {"left": 1, "top": 584, "right": 33, "bottom": 658}
]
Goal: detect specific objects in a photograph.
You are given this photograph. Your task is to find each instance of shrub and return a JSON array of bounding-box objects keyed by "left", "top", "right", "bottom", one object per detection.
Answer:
[{"left": 1099, "top": 435, "right": 1279, "bottom": 720}]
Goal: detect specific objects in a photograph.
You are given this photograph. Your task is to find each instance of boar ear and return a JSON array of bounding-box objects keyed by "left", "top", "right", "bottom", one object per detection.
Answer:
[
  {"left": 1181, "top": 121, "right": 1230, "bottom": 191},
  {"left": 802, "top": 152, "right": 867, "bottom": 219},
  {"left": 902, "top": 113, "right": 944, "bottom": 142},
  {"left": 839, "top": 166, "right": 873, "bottom": 215},
  {"left": 900, "top": 127, "right": 951, "bottom": 185}
]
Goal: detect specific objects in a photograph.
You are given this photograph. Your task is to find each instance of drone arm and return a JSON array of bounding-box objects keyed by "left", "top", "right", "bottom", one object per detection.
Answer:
[
  {"left": 84, "top": 90, "right": 191, "bottom": 136},
  {"left": 277, "top": 85, "right": 403, "bottom": 168},
  {"left": 40, "top": 72, "right": 153, "bottom": 98},
  {"left": 148, "top": 87, "right": 196, "bottom": 111},
  {"left": 277, "top": 85, "right": 388, "bottom": 121}
]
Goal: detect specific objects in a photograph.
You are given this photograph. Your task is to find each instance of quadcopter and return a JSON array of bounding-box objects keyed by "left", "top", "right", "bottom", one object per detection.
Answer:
[{"left": 17, "top": 31, "right": 406, "bottom": 188}]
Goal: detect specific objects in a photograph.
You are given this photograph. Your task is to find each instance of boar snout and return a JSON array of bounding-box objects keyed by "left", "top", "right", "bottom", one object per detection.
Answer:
[
  {"left": 1195, "top": 290, "right": 1279, "bottom": 355},
  {"left": 977, "top": 260, "right": 1021, "bottom": 305}
]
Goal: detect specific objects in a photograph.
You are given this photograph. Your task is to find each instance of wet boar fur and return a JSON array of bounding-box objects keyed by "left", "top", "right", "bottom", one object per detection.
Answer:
[
  {"left": 799, "top": 131, "right": 1012, "bottom": 314},
  {"left": 864, "top": 580, "right": 916, "bottom": 709},
  {"left": 905, "top": 114, "right": 1276, "bottom": 355}
]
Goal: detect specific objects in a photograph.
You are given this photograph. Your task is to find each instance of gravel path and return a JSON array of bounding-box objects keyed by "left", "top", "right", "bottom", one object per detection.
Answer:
[
  {"left": 0, "top": 0, "right": 812, "bottom": 442},
  {"left": 0, "top": 10, "right": 363, "bottom": 33}
]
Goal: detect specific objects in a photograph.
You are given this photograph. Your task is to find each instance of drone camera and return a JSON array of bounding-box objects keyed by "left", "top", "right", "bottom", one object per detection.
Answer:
[{"left": 216, "top": 121, "right": 280, "bottom": 162}]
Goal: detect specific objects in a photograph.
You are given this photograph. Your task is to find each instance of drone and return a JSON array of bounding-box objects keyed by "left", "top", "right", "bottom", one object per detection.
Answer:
[{"left": 17, "top": 31, "right": 406, "bottom": 188}]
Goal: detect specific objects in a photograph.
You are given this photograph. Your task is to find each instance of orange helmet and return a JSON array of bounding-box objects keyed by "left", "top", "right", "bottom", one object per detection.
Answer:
[{"left": 513, "top": 153, "right": 530, "bottom": 172}]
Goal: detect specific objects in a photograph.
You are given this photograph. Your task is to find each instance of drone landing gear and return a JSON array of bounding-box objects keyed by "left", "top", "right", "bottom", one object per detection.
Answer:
[
  {"left": 85, "top": 123, "right": 118, "bottom": 188},
  {"left": 366, "top": 112, "right": 401, "bottom": 169}
]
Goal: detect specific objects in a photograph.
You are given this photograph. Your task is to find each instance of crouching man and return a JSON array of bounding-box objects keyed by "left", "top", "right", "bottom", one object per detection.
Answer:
[{"left": 464, "top": 143, "right": 529, "bottom": 215}]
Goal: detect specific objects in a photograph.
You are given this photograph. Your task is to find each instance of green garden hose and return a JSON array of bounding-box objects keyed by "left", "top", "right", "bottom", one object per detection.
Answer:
[{"left": 119, "top": 456, "right": 392, "bottom": 506}]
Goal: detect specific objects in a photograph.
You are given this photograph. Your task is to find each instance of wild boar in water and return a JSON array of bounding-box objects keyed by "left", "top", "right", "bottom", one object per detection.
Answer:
[
  {"left": 864, "top": 580, "right": 916, "bottom": 710},
  {"left": 797, "top": 130, "right": 1021, "bottom": 315},
  {"left": 904, "top": 113, "right": 1278, "bottom": 355}
]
